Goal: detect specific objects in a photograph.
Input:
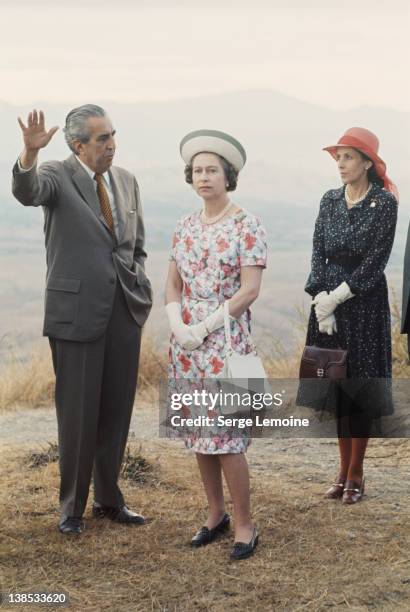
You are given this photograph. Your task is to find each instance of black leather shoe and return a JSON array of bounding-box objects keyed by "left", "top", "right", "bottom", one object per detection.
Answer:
[
  {"left": 191, "top": 513, "right": 230, "bottom": 548},
  {"left": 230, "top": 527, "right": 259, "bottom": 561},
  {"left": 58, "top": 515, "right": 84, "bottom": 535},
  {"left": 92, "top": 503, "right": 145, "bottom": 525}
]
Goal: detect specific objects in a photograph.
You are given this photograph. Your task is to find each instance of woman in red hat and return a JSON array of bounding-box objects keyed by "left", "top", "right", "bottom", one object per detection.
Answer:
[{"left": 300, "top": 127, "right": 398, "bottom": 503}]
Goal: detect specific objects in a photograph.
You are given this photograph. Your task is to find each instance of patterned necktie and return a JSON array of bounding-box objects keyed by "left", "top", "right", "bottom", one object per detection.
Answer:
[{"left": 94, "top": 173, "right": 114, "bottom": 232}]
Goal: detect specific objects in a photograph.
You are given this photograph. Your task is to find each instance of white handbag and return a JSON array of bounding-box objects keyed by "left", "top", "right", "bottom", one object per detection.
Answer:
[{"left": 221, "top": 300, "right": 268, "bottom": 390}]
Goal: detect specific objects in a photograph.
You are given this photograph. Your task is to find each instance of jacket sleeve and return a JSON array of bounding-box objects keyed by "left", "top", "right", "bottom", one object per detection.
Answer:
[
  {"left": 11, "top": 159, "right": 60, "bottom": 207},
  {"left": 347, "top": 196, "right": 398, "bottom": 295},
  {"left": 132, "top": 177, "right": 148, "bottom": 270},
  {"left": 305, "top": 195, "right": 328, "bottom": 297}
]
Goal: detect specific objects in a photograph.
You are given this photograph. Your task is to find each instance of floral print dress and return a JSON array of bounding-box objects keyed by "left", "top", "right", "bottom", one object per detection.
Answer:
[{"left": 168, "top": 209, "right": 267, "bottom": 453}]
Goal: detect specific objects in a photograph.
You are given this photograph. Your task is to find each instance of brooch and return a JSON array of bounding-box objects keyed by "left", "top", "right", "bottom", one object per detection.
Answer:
[{"left": 370, "top": 201, "right": 376, "bottom": 208}]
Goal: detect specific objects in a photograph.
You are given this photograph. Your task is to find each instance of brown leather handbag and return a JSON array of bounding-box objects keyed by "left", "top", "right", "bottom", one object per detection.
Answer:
[{"left": 299, "top": 345, "right": 347, "bottom": 380}]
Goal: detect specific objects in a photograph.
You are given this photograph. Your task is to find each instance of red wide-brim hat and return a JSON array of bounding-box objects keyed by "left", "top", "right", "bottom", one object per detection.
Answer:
[{"left": 323, "top": 127, "right": 398, "bottom": 200}]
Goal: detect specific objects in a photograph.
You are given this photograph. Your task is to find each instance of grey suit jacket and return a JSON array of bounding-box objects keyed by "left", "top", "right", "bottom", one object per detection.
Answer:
[
  {"left": 402, "top": 221, "right": 410, "bottom": 336},
  {"left": 12, "top": 154, "right": 153, "bottom": 341}
]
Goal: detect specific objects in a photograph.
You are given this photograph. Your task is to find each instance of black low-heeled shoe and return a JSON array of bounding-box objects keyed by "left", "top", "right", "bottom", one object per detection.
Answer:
[
  {"left": 58, "top": 515, "right": 84, "bottom": 535},
  {"left": 92, "top": 503, "right": 145, "bottom": 525},
  {"left": 191, "top": 513, "right": 230, "bottom": 548},
  {"left": 230, "top": 527, "right": 259, "bottom": 561}
]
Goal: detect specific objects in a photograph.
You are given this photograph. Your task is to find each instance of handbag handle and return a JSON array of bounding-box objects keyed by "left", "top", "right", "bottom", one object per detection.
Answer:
[
  {"left": 223, "top": 300, "right": 258, "bottom": 356},
  {"left": 316, "top": 330, "right": 343, "bottom": 351}
]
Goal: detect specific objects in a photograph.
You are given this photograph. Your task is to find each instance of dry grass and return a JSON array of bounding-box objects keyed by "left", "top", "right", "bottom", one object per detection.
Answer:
[
  {"left": 121, "top": 445, "right": 158, "bottom": 486},
  {"left": 391, "top": 291, "right": 410, "bottom": 377},
  {"left": 26, "top": 443, "right": 59, "bottom": 469},
  {"left": 0, "top": 334, "right": 166, "bottom": 412},
  {"left": 137, "top": 335, "right": 168, "bottom": 391},
  {"left": 0, "top": 296, "right": 408, "bottom": 412},
  {"left": 1, "top": 442, "right": 409, "bottom": 611},
  {"left": 1, "top": 298, "right": 408, "bottom": 609},
  {"left": 0, "top": 344, "right": 54, "bottom": 411},
  {"left": 262, "top": 306, "right": 308, "bottom": 378}
]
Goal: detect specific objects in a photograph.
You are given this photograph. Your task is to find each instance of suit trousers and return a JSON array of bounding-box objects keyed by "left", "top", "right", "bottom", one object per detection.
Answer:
[{"left": 49, "top": 283, "right": 142, "bottom": 517}]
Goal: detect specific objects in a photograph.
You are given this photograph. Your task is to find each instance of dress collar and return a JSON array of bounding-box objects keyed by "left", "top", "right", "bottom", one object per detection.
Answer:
[{"left": 329, "top": 183, "right": 380, "bottom": 208}]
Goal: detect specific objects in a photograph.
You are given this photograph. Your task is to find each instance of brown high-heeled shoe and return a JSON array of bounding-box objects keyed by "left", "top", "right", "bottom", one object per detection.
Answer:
[
  {"left": 342, "top": 477, "right": 365, "bottom": 505},
  {"left": 324, "top": 475, "right": 346, "bottom": 499}
]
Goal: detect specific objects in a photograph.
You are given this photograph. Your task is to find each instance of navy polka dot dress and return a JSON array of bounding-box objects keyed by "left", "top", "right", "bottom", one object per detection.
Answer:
[{"left": 302, "top": 183, "right": 398, "bottom": 417}]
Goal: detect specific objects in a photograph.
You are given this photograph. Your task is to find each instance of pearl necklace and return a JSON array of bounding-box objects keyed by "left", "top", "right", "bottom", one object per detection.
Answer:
[
  {"left": 345, "top": 183, "right": 372, "bottom": 206},
  {"left": 201, "top": 201, "right": 233, "bottom": 225}
]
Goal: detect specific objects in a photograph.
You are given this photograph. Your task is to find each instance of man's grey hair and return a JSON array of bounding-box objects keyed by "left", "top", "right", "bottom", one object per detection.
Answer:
[{"left": 64, "top": 104, "right": 107, "bottom": 153}]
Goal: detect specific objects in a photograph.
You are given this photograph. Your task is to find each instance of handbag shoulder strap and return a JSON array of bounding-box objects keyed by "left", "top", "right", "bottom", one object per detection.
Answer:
[
  {"left": 224, "top": 300, "right": 257, "bottom": 354},
  {"left": 224, "top": 300, "right": 233, "bottom": 353}
]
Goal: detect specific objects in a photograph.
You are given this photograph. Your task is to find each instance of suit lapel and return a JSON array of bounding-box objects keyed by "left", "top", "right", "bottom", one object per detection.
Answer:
[
  {"left": 66, "top": 155, "right": 112, "bottom": 234},
  {"left": 108, "top": 167, "right": 127, "bottom": 243}
]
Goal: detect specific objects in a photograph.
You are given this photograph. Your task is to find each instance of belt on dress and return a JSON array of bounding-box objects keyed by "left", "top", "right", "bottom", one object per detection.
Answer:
[
  {"left": 183, "top": 296, "right": 224, "bottom": 303},
  {"left": 326, "top": 253, "right": 362, "bottom": 268}
]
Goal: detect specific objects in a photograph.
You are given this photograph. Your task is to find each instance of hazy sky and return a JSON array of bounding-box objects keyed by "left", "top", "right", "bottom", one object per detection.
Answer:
[{"left": 2, "top": 0, "right": 409, "bottom": 111}]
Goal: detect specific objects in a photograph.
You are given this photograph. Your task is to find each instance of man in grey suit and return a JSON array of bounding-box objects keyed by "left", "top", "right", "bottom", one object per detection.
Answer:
[
  {"left": 12, "top": 105, "right": 153, "bottom": 534},
  {"left": 403, "top": 222, "right": 410, "bottom": 360}
]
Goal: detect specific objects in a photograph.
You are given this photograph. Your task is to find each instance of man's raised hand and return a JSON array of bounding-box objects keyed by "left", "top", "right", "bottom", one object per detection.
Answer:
[{"left": 18, "top": 110, "right": 59, "bottom": 169}]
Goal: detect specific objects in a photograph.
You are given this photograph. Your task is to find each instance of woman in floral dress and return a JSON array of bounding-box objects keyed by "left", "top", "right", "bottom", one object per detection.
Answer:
[
  {"left": 300, "top": 127, "right": 398, "bottom": 504},
  {"left": 165, "top": 130, "right": 267, "bottom": 560}
]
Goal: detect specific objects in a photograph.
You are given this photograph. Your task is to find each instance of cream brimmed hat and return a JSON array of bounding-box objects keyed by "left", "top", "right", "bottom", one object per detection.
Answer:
[{"left": 180, "top": 129, "right": 246, "bottom": 172}]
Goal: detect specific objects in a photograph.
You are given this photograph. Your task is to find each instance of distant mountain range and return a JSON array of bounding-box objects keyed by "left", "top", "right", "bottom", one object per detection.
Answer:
[
  {"left": 1, "top": 90, "right": 408, "bottom": 249},
  {"left": 1, "top": 89, "right": 409, "bottom": 200},
  {"left": 0, "top": 91, "right": 408, "bottom": 352}
]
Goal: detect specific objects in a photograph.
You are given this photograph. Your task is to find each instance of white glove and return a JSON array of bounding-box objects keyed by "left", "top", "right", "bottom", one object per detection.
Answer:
[
  {"left": 189, "top": 303, "right": 225, "bottom": 339},
  {"left": 165, "top": 302, "right": 207, "bottom": 350},
  {"left": 311, "top": 291, "right": 329, "bottom": 323},
  {"left": 312, "top": 282, "right": 354, "bottom": 321},
  {"left": 318, "top": 313, "right": 337, "bottom": 335}
]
